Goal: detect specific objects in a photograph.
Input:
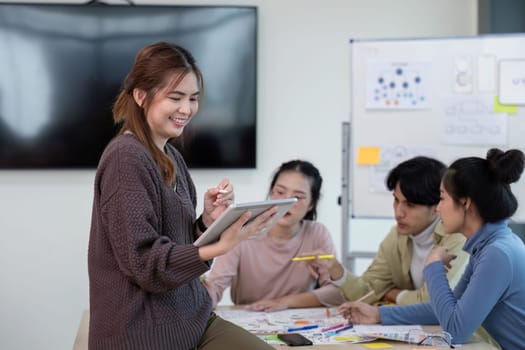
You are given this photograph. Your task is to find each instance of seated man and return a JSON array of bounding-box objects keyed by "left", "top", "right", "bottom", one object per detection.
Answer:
[{"left": 309, "top": 156, "right": 469, "bottom": 305}]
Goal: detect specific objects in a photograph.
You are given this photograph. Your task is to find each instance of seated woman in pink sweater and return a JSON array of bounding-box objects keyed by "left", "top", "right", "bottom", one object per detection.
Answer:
[{"left": 204, "top": 160, "right": 345, "bottom": 312}]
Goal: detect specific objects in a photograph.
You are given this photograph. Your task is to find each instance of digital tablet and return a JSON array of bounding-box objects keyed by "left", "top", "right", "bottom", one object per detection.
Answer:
[{"left": 193, "top": 198, "right": 298, "bottom": 247}]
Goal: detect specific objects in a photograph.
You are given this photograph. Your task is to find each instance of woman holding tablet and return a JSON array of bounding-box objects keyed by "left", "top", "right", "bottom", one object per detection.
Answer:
[
  {"left": 205, "top": 160, "right": 345, "bottom": 311},
  {"left": 340, "top": 149, "right": 525, "bottom": 349},
  {"left": 88, "top": 42, "right": 276, "bottom": 350}
]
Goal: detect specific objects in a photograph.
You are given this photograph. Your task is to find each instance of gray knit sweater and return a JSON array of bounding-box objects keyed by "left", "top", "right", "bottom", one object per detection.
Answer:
[{"left": 88, "top": 134, "right": 212, "bottom": 350}]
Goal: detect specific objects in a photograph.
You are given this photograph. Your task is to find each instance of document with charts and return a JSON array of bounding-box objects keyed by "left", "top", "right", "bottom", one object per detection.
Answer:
[
  {"left": 215, "top": 308, "right": 377, "bottom": 345},
  {"left": 353, "top": 324, "right": 423, "bottom": 342}
]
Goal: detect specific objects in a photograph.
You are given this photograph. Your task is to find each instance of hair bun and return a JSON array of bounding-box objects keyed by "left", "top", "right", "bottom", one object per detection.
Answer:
[{"left": 486, "top": 148, "right": 525, "bottom": 184}]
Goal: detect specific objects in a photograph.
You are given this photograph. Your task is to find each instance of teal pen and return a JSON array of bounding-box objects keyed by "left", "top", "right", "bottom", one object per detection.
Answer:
[
  {"left": 324, "top": 324, "right": 353, "bottom": 337},
  {"left": 286, "top": 324, "right": 319, "bottom": 332}
]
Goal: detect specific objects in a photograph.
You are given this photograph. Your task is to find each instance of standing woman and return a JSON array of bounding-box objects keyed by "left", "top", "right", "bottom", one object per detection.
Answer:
[
  {"left": 88, "top": 42, "right": 276, "bottom": 350},
  {"left": 342, "top": 149, "right": 525, "bottom": 349}
]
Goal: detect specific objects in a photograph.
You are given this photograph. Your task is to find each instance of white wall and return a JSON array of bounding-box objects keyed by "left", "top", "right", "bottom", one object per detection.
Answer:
[{"left": 0, "top": 0, "right": 477, "bottom": 349}]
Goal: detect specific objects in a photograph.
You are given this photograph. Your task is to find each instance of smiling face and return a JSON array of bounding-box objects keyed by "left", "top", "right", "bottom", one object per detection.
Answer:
[
  {"left": 393, "top": 182, "right": 438, "bottom": 235},
  {"left": 133, "top": 70, "right": 200, "bottom": 150},
  {"left": 270, "top": 170, "right": 313, "bottom": 227}
]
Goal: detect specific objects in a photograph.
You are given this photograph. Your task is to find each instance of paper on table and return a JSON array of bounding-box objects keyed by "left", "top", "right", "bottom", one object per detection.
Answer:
[
  {"left": 354, "top": 324, "right": 423, "bottom": 342},
  {"left": 215, "top": 307, "right": 372, "bottom": 345},
  {"left": 214, "top": 309, "right": 283, "bottom": 333}
]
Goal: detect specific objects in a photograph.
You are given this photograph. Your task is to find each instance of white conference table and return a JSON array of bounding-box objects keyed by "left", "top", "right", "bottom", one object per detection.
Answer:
[{"left": 73, "top": 308, "right": 499, "bottom": 350}]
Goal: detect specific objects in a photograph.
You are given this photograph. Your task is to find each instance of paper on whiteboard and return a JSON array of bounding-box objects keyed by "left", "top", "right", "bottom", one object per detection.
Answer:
[
  {"left": 499, "top": 59, "right": 525, "bottom": 105},
  {"left": 368, "top": 145, "right": 437, "bottom": 193},
  {"left": 478, "top": 55, "right": 497, "bottom": 92},
  {"left": 441, "top": 95, "right": 508, "bottom": 146},
  {"left": 366, "top": 60, "right": 431, "bottom": 109}
]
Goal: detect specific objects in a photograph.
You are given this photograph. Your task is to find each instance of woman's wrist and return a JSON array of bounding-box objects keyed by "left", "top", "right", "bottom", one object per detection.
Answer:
[
  {"left": 198, "top": 241, "right": 227, "bottom": 261},
  {"left": 196, "top": 215, "right": 208, "bottom": 232}
]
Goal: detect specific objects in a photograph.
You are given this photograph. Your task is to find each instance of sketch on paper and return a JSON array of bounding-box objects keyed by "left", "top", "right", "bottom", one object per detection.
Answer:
[
  {"left": 477, "top": 55, "right": 497, "bottom": 93},
  {"left": 214, "top": 308, "right": 377, "bottom": 345},
  {"left": 499, "top": 59, "right": 525, "bottom": 105},
  {"left": 368, "top": 145, "right": 437, "bottom": 193},
  {"left": 366, "top": 60, "right": 431, "bottom": 109},
  {"left": 441, "top": 96, "right": 508, "bottom": 146}
]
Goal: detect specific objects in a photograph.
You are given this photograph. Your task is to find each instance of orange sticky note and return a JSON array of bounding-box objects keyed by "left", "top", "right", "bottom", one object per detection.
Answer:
[
  {"left": 363, "top": 343, "right": 393, "bottom": 349},
  {"left": 357, "top": 147, "right": 381, "bottom": 165},
  {"left": 494, "top": 96, "right": 518, "bottom": 114}
]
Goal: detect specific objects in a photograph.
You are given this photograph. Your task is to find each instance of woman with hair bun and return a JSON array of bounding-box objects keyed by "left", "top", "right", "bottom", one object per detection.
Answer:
[{"left": 341, "top": 149, "right": 525, "bottom": 349}]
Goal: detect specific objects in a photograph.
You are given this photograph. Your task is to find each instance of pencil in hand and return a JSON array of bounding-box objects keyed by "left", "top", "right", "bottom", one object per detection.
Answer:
[
  {"left": 291, "top": 254, "right": 335, "bottom": 261},
  {"left": 355, "top": 290, "right": 375, "bottom": 303}
]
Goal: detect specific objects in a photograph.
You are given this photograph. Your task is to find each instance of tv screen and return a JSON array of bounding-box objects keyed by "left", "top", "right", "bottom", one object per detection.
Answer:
[{"left": 0, "top": 3, "right": 257, "bottom": 169}]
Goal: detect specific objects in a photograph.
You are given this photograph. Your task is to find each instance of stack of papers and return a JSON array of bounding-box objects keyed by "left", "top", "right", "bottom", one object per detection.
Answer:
[{"left": 354, "top": 324, "right": 423, "bottom": 342}]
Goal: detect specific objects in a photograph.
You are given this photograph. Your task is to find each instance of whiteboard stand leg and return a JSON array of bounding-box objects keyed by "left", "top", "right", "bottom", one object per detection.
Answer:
[{"left": 341, "top": 121, "right": 354, "bottom": 273}]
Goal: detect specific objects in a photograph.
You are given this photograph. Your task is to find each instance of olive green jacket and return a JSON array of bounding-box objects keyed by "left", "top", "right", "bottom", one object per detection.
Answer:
[{"left": 339, "top": 222, "right": 469, "bottom": 305}]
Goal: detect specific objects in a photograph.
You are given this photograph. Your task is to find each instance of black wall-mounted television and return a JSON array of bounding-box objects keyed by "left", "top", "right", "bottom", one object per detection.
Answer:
[{"left": 0, "top": 3, "right": 257, "bottom": 169}]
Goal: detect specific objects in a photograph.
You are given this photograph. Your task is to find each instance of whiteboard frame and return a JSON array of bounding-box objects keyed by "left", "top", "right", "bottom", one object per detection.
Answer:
[
  {"left": 342, "top": 34, "right": 525, "bottom": 271},
  {"left": 348, "top": 33, "right": 525, "bottom": 221}
]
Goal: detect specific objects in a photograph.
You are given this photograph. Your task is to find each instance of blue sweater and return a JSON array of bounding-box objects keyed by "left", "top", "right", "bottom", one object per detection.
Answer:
[{"left": 380, "top": 221, "right": 525, "bottom": 349}]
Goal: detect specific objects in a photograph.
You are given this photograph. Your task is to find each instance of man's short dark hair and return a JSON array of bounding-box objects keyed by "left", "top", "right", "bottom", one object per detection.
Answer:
[{"left": 386, "top": 156, "right": 446, "bottom": 206}]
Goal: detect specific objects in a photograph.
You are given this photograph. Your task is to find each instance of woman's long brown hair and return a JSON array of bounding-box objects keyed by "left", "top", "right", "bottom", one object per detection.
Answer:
[{"left": 112, "top": 42, "right": 204, "bottom": 185}]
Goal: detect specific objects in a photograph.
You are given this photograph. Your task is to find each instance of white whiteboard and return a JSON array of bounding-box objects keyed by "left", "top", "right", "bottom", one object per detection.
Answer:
[{"left": 349, "top": 34, "right": 525, "bottom": 221}]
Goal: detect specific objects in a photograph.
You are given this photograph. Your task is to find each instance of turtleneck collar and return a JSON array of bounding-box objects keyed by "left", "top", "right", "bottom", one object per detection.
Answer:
[
  {"left": 410, "top": 216, "right": 440, "bottom": 246},
  {"left": 463, "top": 220, "right": 510, "bottom": 255}
]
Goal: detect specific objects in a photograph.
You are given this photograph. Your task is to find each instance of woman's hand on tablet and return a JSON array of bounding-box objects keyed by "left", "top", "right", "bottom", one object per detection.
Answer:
[
  {"left": 198, "top": 206, "right": 277, "bottom": 260},
  {"left": 201, "top": 178, "right": 235, "bottom": 227}
]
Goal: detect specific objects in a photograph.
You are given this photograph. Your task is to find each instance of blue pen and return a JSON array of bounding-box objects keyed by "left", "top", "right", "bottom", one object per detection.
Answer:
[{"left": 286, "top": 324, "right": 319, "bottom": 332}]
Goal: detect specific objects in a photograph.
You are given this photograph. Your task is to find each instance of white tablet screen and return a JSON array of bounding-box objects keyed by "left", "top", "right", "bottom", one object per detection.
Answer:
[{"left": 193, "top": 198, "right": 297, "bottom": 247}]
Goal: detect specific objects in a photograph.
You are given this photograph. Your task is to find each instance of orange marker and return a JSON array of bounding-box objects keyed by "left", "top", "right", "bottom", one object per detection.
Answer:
[{"left": 294, "top": 320, "right": 310, "bottom": 325}]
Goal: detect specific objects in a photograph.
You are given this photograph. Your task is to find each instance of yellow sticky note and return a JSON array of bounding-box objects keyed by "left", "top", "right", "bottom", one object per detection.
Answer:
[
  {"left": 334, "top": 336, "right": 361, "bottom": 341},
  {"left": 357, "top": 147, "right": 381, "bottom": 165},
  {"left": 494, "top": 96, "right": 518, "bottom": 114},
  {"left": 363, "top": 343, "right": 393, "bottom": 349}
]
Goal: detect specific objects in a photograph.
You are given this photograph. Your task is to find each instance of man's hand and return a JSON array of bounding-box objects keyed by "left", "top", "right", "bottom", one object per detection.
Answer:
[
  {"left": 338, "top": 301, "right": 380, "bottom": 324},
  {"left": 383, "top": 288, "right": 401, "bottom": 303},
  {"left": 296, "top": 250, "right": 344, "bottom": 280}
]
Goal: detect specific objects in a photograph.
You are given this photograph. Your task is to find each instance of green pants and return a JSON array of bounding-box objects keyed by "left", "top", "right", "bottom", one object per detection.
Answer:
[{"left": 196, "top": 313, "right": 273, "bottom": 350}]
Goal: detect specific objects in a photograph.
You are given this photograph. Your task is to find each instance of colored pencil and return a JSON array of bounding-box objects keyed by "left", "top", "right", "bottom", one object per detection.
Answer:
[
  {"left": 291, "top": 254, "right": 335, "bottom": 261},
  {"left": 356, "top": 290, "right": 375, "bottom": 303}
]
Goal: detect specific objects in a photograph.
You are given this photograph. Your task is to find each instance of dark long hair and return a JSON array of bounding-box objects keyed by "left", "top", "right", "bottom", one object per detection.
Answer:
[
  {"left": 269, "top": 160, "right": 322, "bottom": 220},
  {"left": 113, "top": 42, "right": 204, "bottom": 185},
  {"left": 442, "top": 148, "right": 525, "bottom": 222}
]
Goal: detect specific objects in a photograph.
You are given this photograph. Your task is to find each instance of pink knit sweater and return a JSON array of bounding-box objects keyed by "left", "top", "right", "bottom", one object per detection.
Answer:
[{"left": 206, "top": 220, "right": 345, "bottom": 307}]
